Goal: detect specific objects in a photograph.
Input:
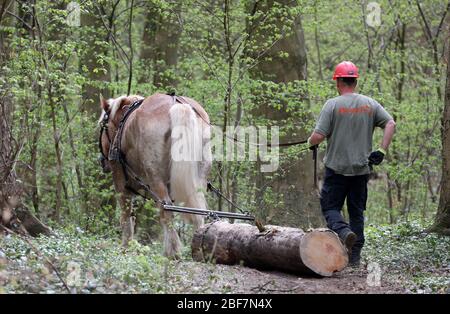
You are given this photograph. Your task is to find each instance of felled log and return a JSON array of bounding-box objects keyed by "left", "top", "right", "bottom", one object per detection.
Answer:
[
  {"left": 14, "top": 206, "right": 52, "bottom": 237},
  {"left": 1, "top": 195, "right": 51, "bottom": 237},
  {"left": 192, "top": 221, "right": 348, "bottom": 276}
]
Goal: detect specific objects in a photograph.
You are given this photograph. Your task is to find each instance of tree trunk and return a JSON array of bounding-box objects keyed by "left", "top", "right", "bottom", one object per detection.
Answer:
[
  {"left": 79, "top": 3, "right": 117, "bottom": 223},
  {"left": 0, "top": 92, "right": 20, "bottom": 228},
  {"left": 80, "top": 6, "right": 111, "bottom": 116},
  {"left": 0, "top": 0, "right": 22, "bottom": 227},
  {"left": 0, "top": 1, "right": 50, "bottom": 235},
  {"left": 429, "top": 34, "right": 450, "bottom": 235},
  {"left": 138, "top": 7, "right": 157, "bottom": 85},
  {"left": 192, "top": 221, "right": 348, "bottom": 276},
  {"left": 49, "top": 86, "right": 63, "bottom": 222},
  {"left": 245, "top": 0, "right": 322, "bottom": 228},
  {"left": 139, "top": 3, "right": 181, "bottom": 89},
  {"left": 246, "top": 1, "right": 307, "bottom": 82}
]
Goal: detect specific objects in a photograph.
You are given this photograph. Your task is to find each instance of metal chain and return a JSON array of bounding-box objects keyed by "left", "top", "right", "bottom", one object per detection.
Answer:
[{"left": 207, "top": 181, "right": 249, "bottom": 215}]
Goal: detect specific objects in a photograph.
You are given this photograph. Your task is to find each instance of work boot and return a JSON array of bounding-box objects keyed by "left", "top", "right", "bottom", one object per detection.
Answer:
[
  {"left": 338, "top": 228, "right": 357, "bottom": 256},
  {"left": 349, "top": 249, "right": 361, "bottom": 268}
]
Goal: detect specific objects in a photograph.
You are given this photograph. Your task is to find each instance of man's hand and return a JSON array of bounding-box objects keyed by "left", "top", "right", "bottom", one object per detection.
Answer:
[
  {"left": 307, "top": 132, "right": 326, "bottom": 147},
  {"left": 307, "top": 137, "right": 318, "bottom": 151},
  {"left": 368, "top": 148, "right": 386, "bottom": 166}
]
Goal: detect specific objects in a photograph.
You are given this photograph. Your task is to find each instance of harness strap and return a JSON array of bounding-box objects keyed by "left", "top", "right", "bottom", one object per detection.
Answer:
[
  {"left": 109, "top": 98, "right": 144, "bottom": 162},
  {"left": 98, "top": 93, "right": 316, "bottom": 223},
  {"left": 99, "top": 112, "right": 110, "bottom": 159},
  {"left": 207, "top": 181, "right": 248, "bottom": 215}
]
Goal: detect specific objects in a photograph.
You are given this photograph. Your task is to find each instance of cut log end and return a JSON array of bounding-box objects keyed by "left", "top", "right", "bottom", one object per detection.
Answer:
[
  {"left": 299, "top": 230, "right": 348, "bottom": 276},
  {"left": 192, "top": 221, "right": 348, "bottom": 277}
]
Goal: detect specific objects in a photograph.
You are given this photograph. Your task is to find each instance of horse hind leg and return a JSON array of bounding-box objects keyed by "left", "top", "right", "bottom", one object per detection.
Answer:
[
  {"left": 154, "top": 181, "right": 182, "bottom": 259},
  {"left": 181, "top": 194, "right": 206, "bottom": 230},
  {"left": 161, "top": 211, "right": 182, "bottom": 259}
]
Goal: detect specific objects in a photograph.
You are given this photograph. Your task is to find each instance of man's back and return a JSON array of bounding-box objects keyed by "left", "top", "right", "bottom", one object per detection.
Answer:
[
  {"left": 315, "top": 93, "right": 392, "bottom": 175},
  {"left": 308, "top": 61, "right": 396, "bottom": 267}
]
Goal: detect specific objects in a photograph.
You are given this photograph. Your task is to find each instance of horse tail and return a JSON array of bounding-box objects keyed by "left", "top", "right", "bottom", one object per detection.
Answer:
[{"left": 169, "top": 102, "right": 207, "bottom": 228}]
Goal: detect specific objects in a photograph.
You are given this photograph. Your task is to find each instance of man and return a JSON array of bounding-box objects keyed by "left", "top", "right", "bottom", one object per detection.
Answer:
[{"left": 308, "top": 61, "right": 396, "bottom": 266}]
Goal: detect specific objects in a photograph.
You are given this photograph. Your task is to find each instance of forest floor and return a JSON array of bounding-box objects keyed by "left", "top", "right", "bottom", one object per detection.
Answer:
[
  {"left": 0, "top": 220, "right": 449, "bottom": 294},
  {"left": 164, "top": 261, "right": 405, "bottom": 293}
]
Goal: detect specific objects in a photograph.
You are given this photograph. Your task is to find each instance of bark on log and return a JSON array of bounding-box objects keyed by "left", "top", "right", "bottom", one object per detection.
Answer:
[
  {"left": 14, "top": 206, "right": 52, "bottom": 237},
  {"left": 1, "top": 199, "right": 51, "bottom": 237},
  {"left": 192, "top": 221, "right": 348, "bottom": 277}
]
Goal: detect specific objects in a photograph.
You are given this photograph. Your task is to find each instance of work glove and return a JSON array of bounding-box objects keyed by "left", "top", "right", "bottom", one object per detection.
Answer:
[{"left": 368, "top": 148, "right": 386, "bottom": 166}]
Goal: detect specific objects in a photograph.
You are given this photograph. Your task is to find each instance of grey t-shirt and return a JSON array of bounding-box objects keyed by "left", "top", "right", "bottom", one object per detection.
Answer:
[{"left": 315, "top": 93, "right": 393, "bottom": 176}]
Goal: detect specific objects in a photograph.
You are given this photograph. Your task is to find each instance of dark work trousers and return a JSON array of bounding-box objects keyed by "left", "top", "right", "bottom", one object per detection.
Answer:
[{"left": 320, "top": 167, "right": 369, "bottom": 256}]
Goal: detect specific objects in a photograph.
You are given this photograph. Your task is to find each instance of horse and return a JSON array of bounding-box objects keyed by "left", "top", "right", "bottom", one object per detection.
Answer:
[{"left": 98, "top": 93, "right": 212, "bottom": 258}]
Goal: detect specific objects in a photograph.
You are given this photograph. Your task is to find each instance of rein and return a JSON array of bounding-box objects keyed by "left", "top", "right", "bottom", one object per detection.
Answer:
[{"left": 175, "top": 95, "right": 309, "bottom": 148}]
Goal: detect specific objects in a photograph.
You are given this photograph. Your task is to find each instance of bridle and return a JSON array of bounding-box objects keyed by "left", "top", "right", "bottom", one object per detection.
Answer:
[
  {"left": 98, "top": 111, "right": 112, "bottom": 172},
  {"left": 98, "top": 98, "right": 145, "bottom": 173}
]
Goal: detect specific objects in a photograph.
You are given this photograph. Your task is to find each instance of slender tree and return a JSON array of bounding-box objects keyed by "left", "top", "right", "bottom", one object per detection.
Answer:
[
  {"left": 0, "top": 0, "right": 23, "bottom": 227},
  {"left": 139, "top": 2, "right": 181, "bottom": 89},
  {"left": 429, "top": 33, "right": 450, "bottom": 235},
  {"left": 80, "top": 3, "right": 112, "bottom": 116},
  {"left": 0, "top": 0, "right": 49, "bottom": 235}
]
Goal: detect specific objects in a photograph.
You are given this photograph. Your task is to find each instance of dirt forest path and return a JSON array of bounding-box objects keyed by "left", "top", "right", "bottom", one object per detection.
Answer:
[
  {"left": 0, "top": 253, "right": 408, "bottom": 294},
  {"left": 168, "top": 261, "right": 407, "bottom": 294},
  {"left": 4, "top": 228, "right": 432, "bottom": 294}
]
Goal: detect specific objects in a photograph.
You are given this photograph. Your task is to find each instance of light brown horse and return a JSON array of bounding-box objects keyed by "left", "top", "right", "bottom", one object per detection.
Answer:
[{"left": 98, "top": 93, "right": 212, "bottom": 258}]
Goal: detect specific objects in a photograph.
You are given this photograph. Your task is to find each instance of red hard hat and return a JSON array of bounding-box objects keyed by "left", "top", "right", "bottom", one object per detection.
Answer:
[{"left": 333, "top": 61, "right": 359, "bottom": 80}]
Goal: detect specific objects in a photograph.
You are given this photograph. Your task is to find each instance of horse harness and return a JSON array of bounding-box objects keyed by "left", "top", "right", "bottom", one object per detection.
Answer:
[
  {"left": 98, "top": 95, "right": 255, "bottom": 221},
  {"left": 98, "top": 94, "right": 318, "bottom": 221},
  {"left": 99, "top": 98, "right": 143, "bottom": 168}
]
